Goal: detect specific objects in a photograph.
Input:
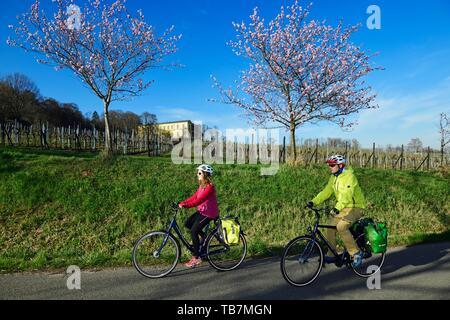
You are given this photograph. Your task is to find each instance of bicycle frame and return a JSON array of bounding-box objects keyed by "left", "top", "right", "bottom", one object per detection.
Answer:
[
  {"left": 306, "top": 208, "right": 350, "bottom": 263},
  {"left": 157, "top": 209, "right": 223, "bottom": 259}
]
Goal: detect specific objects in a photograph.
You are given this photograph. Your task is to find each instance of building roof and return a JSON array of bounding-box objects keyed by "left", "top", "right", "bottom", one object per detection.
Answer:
[{"left": 157, "top": 120, "right": 193, "bottom": 125}]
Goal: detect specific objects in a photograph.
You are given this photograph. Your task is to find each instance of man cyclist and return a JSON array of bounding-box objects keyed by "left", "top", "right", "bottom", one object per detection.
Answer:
[{"left": 307, "top": 155, "right": 366, "bottom": 268}]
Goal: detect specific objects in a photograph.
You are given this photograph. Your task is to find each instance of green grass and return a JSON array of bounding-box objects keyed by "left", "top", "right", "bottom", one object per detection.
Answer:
[{"left": 0, "top": 147, "right": 449, "bottom": 273}]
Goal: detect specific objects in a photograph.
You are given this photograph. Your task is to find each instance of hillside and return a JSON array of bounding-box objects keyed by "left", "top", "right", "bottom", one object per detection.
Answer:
[{"left": 0, "top": 147, "right": 449, "bottom": 272}]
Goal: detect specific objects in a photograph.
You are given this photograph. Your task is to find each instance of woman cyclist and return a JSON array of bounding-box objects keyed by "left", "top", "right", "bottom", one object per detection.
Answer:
[{"left": 179, "top": 164, "right": 219, "bottom": 268}]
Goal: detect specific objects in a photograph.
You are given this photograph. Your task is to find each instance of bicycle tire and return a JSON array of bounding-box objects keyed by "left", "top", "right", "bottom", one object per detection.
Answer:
[
  {"left": 280, "top": 236, "right": 324, "bottom": 287},
  {"left": 351, "top": 251, "right": 386, "bottom": 278},
  {"left": 132, "top": 231, "right": 180, "bottom": 278},
  {"left": 206, "top": 229, "right": 247, "bottom": 271}
]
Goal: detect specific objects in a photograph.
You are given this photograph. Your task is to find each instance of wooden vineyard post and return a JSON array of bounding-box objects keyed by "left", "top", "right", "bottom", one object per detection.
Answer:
[
  {"left": 315, "top": 139, "right": 319, "bottom": 164},
  {"left": 372, "top": 143, "right": 375, "bottom": 168}
]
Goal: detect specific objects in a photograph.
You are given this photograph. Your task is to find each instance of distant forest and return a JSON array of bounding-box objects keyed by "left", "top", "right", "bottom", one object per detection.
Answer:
[{"left": 0, "top": 73, "right": 157, "bottom": 131}]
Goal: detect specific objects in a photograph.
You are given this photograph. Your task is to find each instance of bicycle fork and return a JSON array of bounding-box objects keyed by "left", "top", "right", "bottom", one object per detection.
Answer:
[
  {"left": 154, "top": 234, "right": 171, "bottom": 258},
  {"left": 155, "top": 224, "right": 176, "bottom": 258},
  {"left": 298, "top": 239, "right": 315, "bottom": 264}
]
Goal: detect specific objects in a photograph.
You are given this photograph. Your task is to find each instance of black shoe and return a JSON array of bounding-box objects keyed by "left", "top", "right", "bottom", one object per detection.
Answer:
[
  {"left": 324, "top": 256, "right": 337, "bottom": 264},
  {"left": 334, "top": 253, "right": 348, "bottom": 267}
]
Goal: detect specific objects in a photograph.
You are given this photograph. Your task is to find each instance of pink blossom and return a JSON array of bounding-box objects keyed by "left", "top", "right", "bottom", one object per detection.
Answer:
[
  {"left": 212, "top": 0, "right": 381, "bottom": 160},
  {"left": 8, "top": 0, "right": 181, "bottom": 153}
]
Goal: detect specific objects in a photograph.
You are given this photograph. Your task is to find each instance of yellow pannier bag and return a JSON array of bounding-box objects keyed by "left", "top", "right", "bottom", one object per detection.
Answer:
[{"left": 220, "top": 217, "right": 240, "bottom": 245}]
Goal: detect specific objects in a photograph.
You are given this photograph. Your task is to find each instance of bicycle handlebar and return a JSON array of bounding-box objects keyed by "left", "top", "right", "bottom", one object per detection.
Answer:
[
  {"left": 305, "top": 206, "right": 331, "bottom": 215},
  {"left": 171, "top": 202, "right": 181, "bottom": 211}
]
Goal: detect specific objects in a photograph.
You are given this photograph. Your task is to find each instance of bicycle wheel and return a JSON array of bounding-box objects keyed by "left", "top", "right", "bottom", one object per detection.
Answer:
[
  {"left": 206, "top": 229, "right": 247, "bottom": 271},
  {"left": 281, "top": 236, "right": 324, "bottom": 287},
  {"left": 351, "top": 249, "right": 386, "bottom": 278},
  {"left": 132, "top": 231, "right": 180, "bottom": 278}
]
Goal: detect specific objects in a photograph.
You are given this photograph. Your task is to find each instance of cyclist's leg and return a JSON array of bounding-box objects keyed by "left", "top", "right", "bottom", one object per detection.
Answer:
[
  {"left": 335, "top": 208, "right": 363, "bottom": 257},
  {"left": 324, "top": 215, "right": 339, "bottom": 256},
  {"left": 190, "top": 214, "right": 212, "bottom": 258},
  {"left": 184, "top": 211, "right": 201, "bottom": 230}
]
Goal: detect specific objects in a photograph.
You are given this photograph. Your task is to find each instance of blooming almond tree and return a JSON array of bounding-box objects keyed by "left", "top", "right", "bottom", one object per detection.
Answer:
[
  {"left": 8, "top": 0, "right": 181, "bottom": 155},
  {"left": 213, "top": 1, "right": 381, "bottom": 161}
]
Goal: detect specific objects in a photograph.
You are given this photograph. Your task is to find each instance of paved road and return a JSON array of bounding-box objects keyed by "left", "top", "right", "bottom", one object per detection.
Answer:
[{"left": 0, "top": 242, "right": 449, "bottom": 300}]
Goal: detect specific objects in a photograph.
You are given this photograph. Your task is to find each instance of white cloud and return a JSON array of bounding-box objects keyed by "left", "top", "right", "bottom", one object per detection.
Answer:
[
  {"left": 294, "top": 78, "right": 450, "bottom": 148},
  {"left": 154, "top": 105, "right": 247, "bottom": 128},
  {"left": 401, "top": 113, "right": 437, "bottom": 129},
  {"left": 356, "top": 78, "right": 450, "bottom": 130},
  {"left": 347, "top": 78, "right": 450, "bottom": 148},
  {"left": 152, "top": 78, "right": 450, "bottom": 149},
  {"left": 156, "top": 107, "right": 199, "bottom": 120}
]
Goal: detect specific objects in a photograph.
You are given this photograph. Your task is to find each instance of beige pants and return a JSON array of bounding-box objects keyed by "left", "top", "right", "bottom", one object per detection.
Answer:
[{"left": 325, "top": 208, "right": 363, "bottom": 256}]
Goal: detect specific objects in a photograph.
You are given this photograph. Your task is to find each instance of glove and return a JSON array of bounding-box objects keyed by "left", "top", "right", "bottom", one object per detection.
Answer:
[
  {"left": 331, "top": 208, "right": 340, "bottom": 215},
  {"left": 306, "top": 201, "right": 314, "bottom": 209},
  {"left": 172, "top": 202, "right": 180, "bottom": 210}
]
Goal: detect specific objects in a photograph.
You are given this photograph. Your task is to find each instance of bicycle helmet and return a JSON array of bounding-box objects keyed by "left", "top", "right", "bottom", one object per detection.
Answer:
[
  {"left": 326, "top": 155, "right": 346, "bottom": 165},
  {"left": 197, "top": 164, "right": 214, "bottom": 175}
]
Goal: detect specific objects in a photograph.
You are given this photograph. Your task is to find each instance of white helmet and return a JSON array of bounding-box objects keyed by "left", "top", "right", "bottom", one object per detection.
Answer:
[
  {"left": 197, "top": 164, "right": 214, "bottom": 175},
  {"left": 326, "top": 155, "right": 346, "bottom": 165}
]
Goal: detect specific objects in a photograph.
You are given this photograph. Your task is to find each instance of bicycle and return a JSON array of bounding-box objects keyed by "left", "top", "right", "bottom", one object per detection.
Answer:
[
  {"left": 280, "top": 206, "right": 386, "bottom": 287},
  {"left": 132, "top": 203, "right": 247, "bottom": 278}
]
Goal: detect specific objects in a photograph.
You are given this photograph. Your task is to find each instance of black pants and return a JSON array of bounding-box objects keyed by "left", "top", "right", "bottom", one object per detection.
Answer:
[{"left": 185, "top": 212, "right": 212, "bottom": 257}]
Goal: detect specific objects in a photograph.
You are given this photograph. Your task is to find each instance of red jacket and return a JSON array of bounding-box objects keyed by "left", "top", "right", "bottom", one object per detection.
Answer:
[{"left": 180, "top": 184, "right": 219, "bottom": 219}]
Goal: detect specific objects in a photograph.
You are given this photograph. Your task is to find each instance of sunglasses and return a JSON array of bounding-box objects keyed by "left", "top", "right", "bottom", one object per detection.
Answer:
[
  {"left": 328, "top": 164, "right": 338, "bottom": 168},
  {"left": 197, "top": 172, "right": 204, "bottom": 176}
]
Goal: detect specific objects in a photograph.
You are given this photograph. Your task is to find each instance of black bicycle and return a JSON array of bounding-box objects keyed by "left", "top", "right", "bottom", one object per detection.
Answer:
[
  {"left": 132, "top": 203, "right": 247, "bottom": 278},
  {"left": 280, "top": 206, "right": 386, "bottom": 287}
]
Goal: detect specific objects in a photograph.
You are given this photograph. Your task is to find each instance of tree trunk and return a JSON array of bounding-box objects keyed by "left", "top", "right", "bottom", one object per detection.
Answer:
[
  {"left": 290, "top": 122, "right": 297, "bottom": 162},
  {"left": 103, "top": 100, "right": 112, "bottom": 156}
]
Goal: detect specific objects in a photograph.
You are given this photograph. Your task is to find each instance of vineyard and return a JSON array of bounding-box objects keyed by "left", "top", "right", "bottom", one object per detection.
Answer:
[
  {"left": 0, "top": 120, "right": 172, "bottom": 156},
  {"left": 1, "top": 120, "right": 449, "bottom": 171}
]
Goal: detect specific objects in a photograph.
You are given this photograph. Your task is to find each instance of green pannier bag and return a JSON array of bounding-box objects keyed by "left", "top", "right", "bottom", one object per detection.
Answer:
[
  {"left": 350, "top": 218, "right": 375, "bottom": 251},
  {"left": 220, "top": 217, "right": 240, "bottom": 245},
  {"left": 364, "top": 222, "right": 388, "bottom": 253}
]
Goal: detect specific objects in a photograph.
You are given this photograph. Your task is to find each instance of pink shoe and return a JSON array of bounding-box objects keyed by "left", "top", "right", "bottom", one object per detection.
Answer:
[{"left": 184, "top": 257, "right": 202, "bottom": 268}]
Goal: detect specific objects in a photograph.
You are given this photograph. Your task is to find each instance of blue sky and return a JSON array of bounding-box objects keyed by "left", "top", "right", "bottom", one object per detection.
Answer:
[{"left": 1, "top": 0, "right": 450, "bottom": 149}]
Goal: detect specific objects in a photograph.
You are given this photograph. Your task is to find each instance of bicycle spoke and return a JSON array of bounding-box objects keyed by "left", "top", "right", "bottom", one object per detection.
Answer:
[
  {"left": 207, "top": 230, "right": 247, "bottom": 271},
  {"left": 281, "top": 237, "right": 323, "bottom": 287},
  {"left": 133, "top": 232, "right": 179, "bottom": 278}
]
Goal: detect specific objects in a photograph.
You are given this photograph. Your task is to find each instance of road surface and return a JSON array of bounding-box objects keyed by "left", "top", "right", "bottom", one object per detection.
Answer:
[{"left": 0, "top": 242, "right": 449, "bottom": 300}]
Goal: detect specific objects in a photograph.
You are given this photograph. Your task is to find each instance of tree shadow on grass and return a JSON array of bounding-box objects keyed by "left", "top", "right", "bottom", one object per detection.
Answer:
[
  {"left": 0, "top": 146, "right": 99, "bottom": 159},
  {"left": 0, "top": 163, "right": 23, "bottom": 174}
]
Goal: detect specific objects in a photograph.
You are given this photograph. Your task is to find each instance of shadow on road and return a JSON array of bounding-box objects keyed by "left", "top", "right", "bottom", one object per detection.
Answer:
[
  {"left": 101, "top": 242, "right": 450, "bottom": 299},
  {"left": 231, "top": 241, "right": 450, "bottom": 300},
  {"left": 25, "top": 241, "right": 449, "bottom": 300},
  {"left": 383, "top": 241, "right": 449, "bottom": 275}
]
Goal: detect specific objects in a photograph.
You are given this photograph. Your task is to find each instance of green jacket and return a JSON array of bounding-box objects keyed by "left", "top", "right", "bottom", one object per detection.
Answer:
[{"left": 311, "top": 167, "right": 366, "bottom": 211}]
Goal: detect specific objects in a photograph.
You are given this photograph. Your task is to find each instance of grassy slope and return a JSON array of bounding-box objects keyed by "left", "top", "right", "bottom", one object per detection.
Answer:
[{"left": 0, "top": 147, "right": 449, "bottom": 272}]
